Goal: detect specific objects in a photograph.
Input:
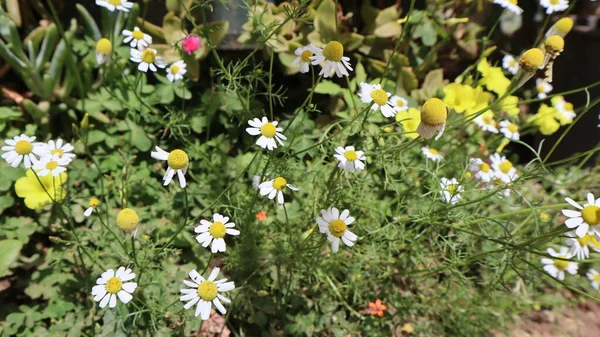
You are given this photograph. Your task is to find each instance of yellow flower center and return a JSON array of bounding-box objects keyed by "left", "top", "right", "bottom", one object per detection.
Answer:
[
  {"left": 564, "top": 102, "right": 573, "bottom": 111},
  {"left": 344, "top": 150, "right": 358, "bottom": 161},
  {"left": 51, "top": 148, "right": 64, "bottom": 157},
  {"left": 549, "top": 0, "right": 559, "bottom": 4},
  {"left": 132, "top": 30, "right": 144, "bottom": 40},
  {"left": 396, "top": 99, "right": 406, "bottom": 107},
  {"left": 197, "top": 280, "right": 218, "bottom": 301},
  {"left": 553, "top": 256, "right": 569, "bottom": 271},
  {"left": 499, "top": 160, "right": 513, "bottom": 174},
  {"left": 272, "top": 177, "right": 287, "bottom": 191},
  {"left": 581, "top": 205, "right": 600, "bottom": 225},
  {"left": 15, "top": 140, "right": 33, "bottom": 155},
  {"left": 509, "top": 60, "right": 516, "bottom": 67},
  {"left": 507, "top": 123, "right": 518, "bottom": 132},
  {"left": 483, "top": 115, "right": 495, "bottom": 125},
  {"left": 421, "top": 98, "right": 447, "bottom": 126},
  {"left": 117, "top": 208, "right": 139, "bottom": 232},
  {"left": 45, "top": 161, "right": 58, "bottom": 170},
  {"left": 209, "top": 221, "right": 226, "bottom": 238},
  {"left": 428, "top": 148, "right": 439, "bottom": 155},
  {"left": 577, "top": 234, "right": 595, "bottom": 247},
  {"left": 508, "top": 0, "right": 517, "bottom": 4},
  {"left": 170, "top": 65, "right": 179, "bottom": 74},
  {"left": 447, "top": 184, "right": 458, "bottom": 193},
  {"left": 260, "top": 123, "right": 277, "bottom": 138},
  {"left": 89, "top": 197, "right": 100, "bottom": 207},
  {"left": 519, "top": 48, "right": 544, "bottom": 71},
  {"left": 370, "top": 89, "right": 388, "bottom": 106},
  {"left": 323, "top": 41, "right": 344, "bottom": 62},
  {"left": 544, "top": 35, "right": 564, "bottom": 52},
  {"left": 480, "top": 163, "right": 491, "bottom": 173},
  {"left": 328, "top": 219, "right": 347, "bottom": 238},
  {"left": 555, "top": 17, "right": 573, "bottom": 35},
  {"left": 140, "top": 49, "right": 156, "bottom": 64},
  {"left": 300, "top": 50, "right": 313, "bottom": 63},
  {"left": 96, "top": 38, "right": 112, "bottom": 54},
  {"left": 105, "top": 277, "right": 123, "bottom": 294},
  {"left": 167, "top": 149, "right": 189, "bottom": 170},
  {"left": 594, "top": 274, "right": 600, "bottom": 282}
]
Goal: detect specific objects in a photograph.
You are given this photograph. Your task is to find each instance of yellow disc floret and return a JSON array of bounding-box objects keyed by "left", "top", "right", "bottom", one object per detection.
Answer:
[
  {"left": 105, "top": 277, "right": 123, "bottom": 294},
  {"left": 429, "top": 148, "right": 439, "bottom": 155},
  {"left": 328, "top": 219, "right": 347, "bottom": 238},
  {"left": 140, "top": 49, "right": 156, "bottom": 64},
  {"left": 260, "top": 123, "right": 277, "bottom": 138},
  {"left": 51, "top": 148, "right": 64, "bottom": 157},
  {"left": 323, "top": 41, "right": 344, "bottom": 62},
  {"left": 197, "top": 280, "right": 218, "bottom": 301},
  {"left": 581, "top": 205, "right": 600, "bottom": 225},
  {"left": 15, "top": 140, "right": 33, "bottom": 155},
  {"left": 108, "top": 0, "right": 122, "bottom": 5},
  {"left": 344, "top": 150, "right": 358, "bottom": 161},
  {"left": 508, "top": 123, "right": 518, "bottom": 132},
  {"left": 553, "top": 256, "right": 569, "bottom": 271},
  {"left": 273, "top": 177, "right": 287, "bottom": 191},
  {"left": 421, "top": 98, "right": 447, "bottom": 126},
  {"left": 370, "top": 89, "right": 389, "bottom": 106},
  {"left": 89, "top": 197, "right": 100, "bottom": 207},
  {"left": 170, "top": 65, "right": 179, "bottom": 74},
  {"left": 96, "top": 38, "right": 112, "bottom": 54},
  {"left": 480, "top": 163, "right": 491, "bottom": 172},
  {"left": 519, "top": 48, "right": 544, "bottom": 71},
  {"left": 132, "top": 30, "right": 144, "bottom": 40},
  {"left": 554, "top": 17, "right": 573, "bottom": 35},
  {"left": 209, "top": 221, "right": 226, "bottom": 238},
  {"left": 167, "top": 149, "right": 189, "bottom": 170},
  {"left": 301, "top": 50, "right": 313, "bottom": 63},
  {"left": 46, "top": 161, "right": 58, "bottom": 170},
  {"left": 539, "top": 212, "right": 550, "bottom": 221},
  {"left": 544, "top": 35, "right": 564, "bottom": 53},
  {"left": 117, "top": 208, "right": 140, "bottom": 232},
  {"left": 499, "top": 160, "right": 513, "bottom": 174}
]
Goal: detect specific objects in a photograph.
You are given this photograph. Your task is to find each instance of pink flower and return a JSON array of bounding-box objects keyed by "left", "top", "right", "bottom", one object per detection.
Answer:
[{"left": 182, "top": 36, "right": 201, "bottom": 55}]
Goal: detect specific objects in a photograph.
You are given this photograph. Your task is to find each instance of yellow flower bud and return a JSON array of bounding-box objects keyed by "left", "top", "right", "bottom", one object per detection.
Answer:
[{"left": 519, "top": 48, "right": 544, "bottom": 72}]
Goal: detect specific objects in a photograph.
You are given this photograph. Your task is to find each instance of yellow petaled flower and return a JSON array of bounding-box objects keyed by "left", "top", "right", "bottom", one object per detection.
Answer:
[
  {"left": 540, "top": 212, "right": 550, "bottom": 221},
  {"left": 465, "top": 86, "right": 492, "bottom": 117},
  {"left": 95, "top": 38, "right": 112, "bottom": 65},
  {"left": 117, "top": 208, "right": 140, "bottom": 237},
  {"left": 477, "top": 58, "right": 511, "bottom": 95},
  {"left": 396, "top": 108, "right": 421, "bottom": 139},
  {"left": 417, "top": 98, "right": 447, "bottom": 140},
  {"left": 529, "top": 103, "right": 566, "bottom": 135},
  {"left": 15, "top": 169, "right": 67, "bottom": 209},
  {"left": 443, "top": 83, "right": 476, "bottom": 114},
  {"left": 499, "top": 96, "right": 520, "bottom": 116},
  {"left": 519, "top": 48, "right": 544, "bottom": 72},
  {"left": 546, "top": 17, "right": 573, "bottom": 38}
]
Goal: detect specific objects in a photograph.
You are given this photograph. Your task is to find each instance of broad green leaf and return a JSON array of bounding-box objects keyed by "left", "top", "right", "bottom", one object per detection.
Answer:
[
  {"left": 0, "top": 239, "right": 23, "bottom": 276},
  {"left": 314, "top": 80, "right": 343, "bottom": 95},
  {"left": 125, "top": 119, "right": 152, "bottom": 151}
]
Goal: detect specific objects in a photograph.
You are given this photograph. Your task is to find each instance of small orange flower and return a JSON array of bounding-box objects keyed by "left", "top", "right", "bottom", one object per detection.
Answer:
[
  {"left": 255, "top": 211, "right": 267, "bottom": 221},
  {"left": 368, "top": 299, "right": 387, "bottom": 317}
]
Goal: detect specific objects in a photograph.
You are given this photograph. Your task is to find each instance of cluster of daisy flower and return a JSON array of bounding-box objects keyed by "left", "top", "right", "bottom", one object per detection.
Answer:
[
  {"left": 492, "top": 0, "right": 569, "bottom": 16},
  {"left": 469, "top": 154, "right": 519, "bottom": 197},
  {"left": 2, "top": 135, "right": 76, "bottom": 175}
]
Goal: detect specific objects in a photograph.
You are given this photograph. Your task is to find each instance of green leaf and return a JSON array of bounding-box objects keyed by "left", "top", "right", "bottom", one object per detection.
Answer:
[
  {"left": 162, "top": 12, "right": 186, "bottom": 46},
  {"left": 0, "top": 240, "right": 23, "bottom": 276},
  {"left": 314, "top": 80, "right": 343, "bottom": 95},
  {"left": 314, "top": 0, "right": 337, "bottom": 43},
  {"left": 0, "top": 194, "right": 15, "bottom": 213},
  {"left": 125, "top": 119, "right": 152, "bottom": 151}
]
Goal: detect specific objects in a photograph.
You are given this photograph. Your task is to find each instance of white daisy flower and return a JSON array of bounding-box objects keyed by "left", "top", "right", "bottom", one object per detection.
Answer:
[
  {"left": 95, "top": 0, "right": 134, "bottom": 12},
  {"left": 489, "top": 153, "right": 518, "bottom": 184},
  {"left": 333, "top": 146, "right": 366, "bottom": 173},
  {"left": 536, "top": 78, "right": 553, "bottom": 99},
  {"left": 1, "top": 134, "right": 43, "bottom": 168},
  {"left": 130, "top": 48, "right": 166, "bottom": 73},
  {"left": 91, "top": 267, "right": 137, "bottom": 308},
  {"left": 493, "top": 0, "right": 523, "bottom": 15},
  {"left": 540, "top": 0, "right": 569, "bottom": 14},
  {"left": 259, "top": 176, "right": 299, "bottom": 205},
  {"left": 166, "top": 60, "right": 187, "bottom": 82},
  {"left": 565, "top": 231, "right": 600, "bottom": 260},
  {"left": 421, "top": 146, "right": 443, "bottom": 162},
  {"left": 39, "top": 139, "right": 76, "bottom": 163},
  {"left": 292, "top": 44, "right": 321, "bottom": 73},
  {"left": 502, "top": 54, "right": 519, "bottom": 75},
  {"left": 32, "top": 154, "right": 70, "bottom": 177},
  {"left": 358, "top": 83, "right": 395, "bottom": 118},
  {"left": 122, "top": 27, "right": 152, "bottom": 50},
  {"left": 561, "top": 192, "right": 600, "bottom": 238},
  {"left": 150, "top": 146, "right": 189, "bottom": 188},
  {"left": 310, "top": 41, "right": 353, "bottom": 78},
  {"left": 498, "top": 120, "right": 520, "bottom": 140},
  {"left": 194, "top": 213, "right": 240, "bottom": 253},
  {"left": 390, "top": 95, "right": 409, "bottom": 113},
  {"left": 587, "top": 269, "right": 600, "bottom": 290},
  {"left": 316, "top": 207, "right": 358, "bottom": 253},
  {"left": 245, "top": 117, "right": 286, "bottom": 151},
  {"left": 540, "top": 247, "right": 578, "bottom": 280},
  {"left": 84, "top": 197, "right": 101, "bottom": 217},
  {"left": 439, "top": 177, "right": 463, "bottom": 204},
  {"left": 474, "top": 111, "right": 499, "bottom": 133},
  {"left": 469, "top": 158, "right": 495, "bottom": 182},
  {"left": 180, "top": 267, "right": 235, "bottom": 320},
  {"left": 553, "top": 98, "right": 576, "bottom": 122}
]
